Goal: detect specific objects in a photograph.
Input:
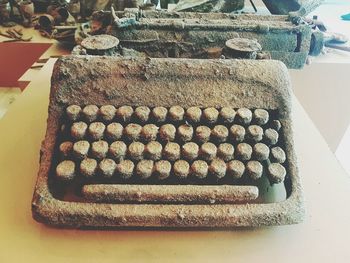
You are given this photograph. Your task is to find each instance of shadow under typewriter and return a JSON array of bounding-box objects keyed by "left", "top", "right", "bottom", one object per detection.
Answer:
[{"left": 32, "top": 56, "right": 304, "bottom": 228}]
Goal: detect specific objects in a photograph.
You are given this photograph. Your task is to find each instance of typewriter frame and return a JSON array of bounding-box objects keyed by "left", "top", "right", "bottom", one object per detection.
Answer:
[{"left": 32, "top": 56, "right": 304, "bottom": 228}]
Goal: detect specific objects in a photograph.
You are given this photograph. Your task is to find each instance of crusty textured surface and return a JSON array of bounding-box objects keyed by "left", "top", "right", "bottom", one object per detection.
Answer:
[{"left": 32, "top": 56, "right": 304, "bottom": 228}]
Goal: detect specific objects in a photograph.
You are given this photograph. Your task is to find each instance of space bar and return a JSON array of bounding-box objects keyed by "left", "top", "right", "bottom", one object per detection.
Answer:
[{"left": 81, "top": 184, "right": 259, "bottom": 204}]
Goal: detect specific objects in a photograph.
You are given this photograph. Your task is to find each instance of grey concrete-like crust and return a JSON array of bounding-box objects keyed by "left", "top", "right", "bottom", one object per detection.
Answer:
[{"left": 32, "top": 56, "right": 304, "bottom": 228}]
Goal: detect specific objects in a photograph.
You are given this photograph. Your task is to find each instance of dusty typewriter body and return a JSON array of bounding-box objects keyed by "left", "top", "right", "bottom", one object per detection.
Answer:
[
  {"left": 32, "top": 56, "right": 304, "bottom": 228},
  {"left": 105, "top": 9, "right": 319, "bottom": 69}
]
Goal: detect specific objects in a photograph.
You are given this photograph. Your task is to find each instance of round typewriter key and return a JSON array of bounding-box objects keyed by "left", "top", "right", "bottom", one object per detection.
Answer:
[
  {"left": 80, "top": 158, "right": 98, "bottom": 178},
  {"left": 209, "top": 158, "right": 227, "bottom": 179},
  {"left": 73, "top": 140, "right": 90, "bottom": 160},
  {"left": 173, "top": 160, "right": 190, "bottom": 179},
  {"left": 109, "top": 141, "right": 127, "bottom": 161},
  {"left": 186, "top": 107, "right": 202, "bottom": 123},
  {"left": 154, "top": 160, "right": 171, "bottom": 180},
  {"left": 230, "top": 124, "right": 245, "bottom": 142},
  {"left": 182, "top": 142, "right": 199, "bottom": 161},
  {"left": 88, "top": 122, "right": 106, "bottom": 140},
  {"left": 124, "top": 123, "right": 142, "bottom": 141},
  {"left": 152, "top": 106, "right": 168, "bottom": 123},
  {"left": 116, "top": 106, "right": 134, "bottom": 122},
  {"left": 246, "top": 161, "right": 263, "bottom": 180},
  {"left": 98, "top": 158, "right": 116, "bottom": 178},
  {"left": 66, "top": 105, "right": 81, "bottom": 121},
  {"left": 169, "top": 106, "right": 185, "bottom": 122},
  {"left": 211, "top": 125, "right": 229, "bottom": 142},
  {"left": 128, "top": 142, "right": 144, "bottom": 161},
  {"left": 220, "top": 107, "right": 236, "bottom": 123},
  {"left": 191, "top": 160, "right": 208, "bottom": 179},
  {"left": 200, "top": 142, "right": 217, "bottom": 161},
  {"left": 247, "top": 125, "right": 263, "bottom": 142},
  {"left": 203, "top": 107, "right": 219, "bottom": 123},
  {"left": 163, "top": 142, "right": 180, "bottom": 161},
  {"left": 270, "top": 146, "right": 286, "bottom": 163},
  {"left": 177, "top": 124, "right": 194, "bottom": 142},
  {"left": 91, "top": 140, "right": 109, "bottom": 160},
  {"left": 56, "top": 160, "right": 75, "bottom": 181},
  {"left": 253, "top": 109, "right": 269, "bottom": 125},
  {"left": 236, "top": 143, "right": 252, "bottom": 161},
  {"left": 134, "top": 106, "right": 150, "bottom": 123},
  {"left": 217, "top": 143, "right": 234, "bottom": 161},
  {"left": 264, "top": 128, "right": 279, "bottom": 145},
  {"left": 159, "top": 124, "right": 176, "bottom": 142},
  {"left": 82, "top": 105, "right": 99, "bottom": 122},
  {"left": 136, "top": 160, "right": 154, "bottom": 179},
  {"left": 116, "top": 160, "right": 134, "bottom": 179},
  {"left": 236, "top": 108, "right": 252, "bottom": 125},
  {"left": 141, "top": 124, "right": 159, "bottom": 142},
  {"left": 268, "top": 163, "right": 286, "bottom": 184},
  {"left": 272, "top": 120, "right": 282, "bottom": 131},
  {"left": 253, "top": 143, "right": 270, "bottom": 161},
  {"left": 100, "top": 105, "right": 116, "bottom": 122},
  {"left": 227, "top": 160, "right": 245, "bottom": 180},
  {"left": 106, "top": 122, "right": 123, "bottom": 141},
  {"left": 195, "top": 126, "right": 211, "bottom": 143},
  {"left": 59, "top": 141, "right": 73, "bottom": 158},
  {"left": 71, "top": 121, "right": 88, "bottom": 140},
  {"left": 145, "top": 141, "right": 163, "bottom": 160}
]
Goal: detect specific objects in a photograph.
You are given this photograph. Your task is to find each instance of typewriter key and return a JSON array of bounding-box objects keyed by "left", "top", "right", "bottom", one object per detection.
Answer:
[
  {"left": 169, "top": 106, "right": 185, "bottom": 122},
  {"left": 124, "top": 123, "right": 142, "bottom": 141},
  {"left": 220, "top": 107, "right": 236, "bottom": 123},
  {"left": 145, "top": 141, "right": 163, "bottom": 160},
  {"left": 66, "top": 105, "right": 81, "bottom": 121},
  {"left": 191, "top": 160, "right": 208, "bottom": 179},
  {"left": 73, "top": 140, "right": 90, "bottom": 160},
  {"left": 253, "top": 109, "right": 269, "bottom": 125},
  {"left": 209, "top": 158, "right": 227, "bottom": 179},
  {"left": 236, "top": 108, "right": 252, "bottom": 125},
  {"left": 182, "top": 142, "right": 199, "bottom": 161},
  {"left": 71, "top": 121, "right": 88, "bottom": 140},
  {"left": 200, "top": 142, "right": 217, "bottom": 161},
  {"left": 246, "top": 161, "right": 263, "bottom": 180},
  {"left": 236, "top": 143, "right": 252, "bottom": 161},
  {"left": 270, "top": 147, "right": 286, "bottom": 163},
  {"left": 136, "top": 160, "right": 154, "bottom": 179},
  {"left": 217, "top": 143, "right": 234, "bottom": 161},
  {"left": 203, "top": 107, "right": 219, "bottom": 123},
  {"left": 154, "top": 160, "right": 171, "bottom": 180},
  {"left": 99, "top": 158, "right": 116, "bottom": 178},
  {"left": 230, "top": 124, "right": 245, "bottom": 142},
  {"left": 159, "top": 124, "right": 176, "bottom": 141},
  {"left": 163, "top": 142, "right": 181, "bottom": 161},
  {"left": 128, "top": 142, "right": 145, "bottom": 161},
  {"left": 135, "top": 106, "right": 150, "bottom": 123},
  {"left": 88, "top": 122, "right": 106, "bottom": 140},
  {"left": 80, "top": 158, "right": 98, "bottom": 178},
  {"left": 116, "top": 106, "right": 133, "bottom": 122},
  {"left": 109, "top": 141, "right": 127, "bottom": 161},
  {"left": 141, "top": 124, "right": 159, "bottom": 142},
  {"left": 268, "top": 163, "right": 286, "bottom": 183},
  {"left": 264, "top": 128, "right": 279, "bottom": 145},
  {"left": 227, "top": 160, "right": 245, "bottom": 180},
  {"left": 195, "top": 126, "right": 211, "bottom": 143},
  {"left": 59, "top": 141, "right": 73, "bottom": 158},
  {"left": 100, "top": 105, "right": 116, "bottom": 121},
  {"left": 211, "top": 125, "right": 229, "bottom": 143},
  {"left": 186, "top": 107, "right": 202, "bottom": 123},
  {"left": 106, "top": 122, "right": 123, "bottom": 141},
  {"left": 56, "top": 160, "right": 76, "bottom": 181},
  {"left": 116, "top": 160, "right": 134, "bottom": 179},
  {"left": 177, "top": 124, "right": 194, "bottom": 142},
  {"left": 152, "top": 106, "right": 168, "bottom": 122},
  {"left": 253, "top": 143, "right": 270, "bottom": 161},
  {"left": 173, "top": 160, "right": 190, "bottom": 179},
  {"left": 82, "top": 105, "right": 99, "bottom": 122},
  {"left": 91, "top": 140, "right": 109, "bottom": 160}
]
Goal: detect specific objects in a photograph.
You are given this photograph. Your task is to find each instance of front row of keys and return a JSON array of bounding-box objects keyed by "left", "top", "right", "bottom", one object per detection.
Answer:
[{"left": 56, "top": 158, "right": 286, "bottom": 184}]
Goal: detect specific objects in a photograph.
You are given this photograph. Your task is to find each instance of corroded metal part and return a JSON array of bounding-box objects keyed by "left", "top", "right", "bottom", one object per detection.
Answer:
[
  {"left": 81, "top": 34, "right": 120, "bottom": 55},
  {"left": 32, "top": 56, "right": 304, "bottom": 228},
  {"left": 102, "top": 9, "right": 315, "bottom": 68},
  {"left": 225, "top": 38, "right": 262, "bottom": 59}
]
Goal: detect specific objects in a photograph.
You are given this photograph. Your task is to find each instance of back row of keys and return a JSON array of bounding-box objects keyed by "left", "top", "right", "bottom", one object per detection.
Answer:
[{"left": 66, "top": 105, "right": 279, "bottom": 126}]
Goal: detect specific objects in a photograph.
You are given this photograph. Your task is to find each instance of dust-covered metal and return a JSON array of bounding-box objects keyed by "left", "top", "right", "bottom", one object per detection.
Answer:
[{"left": 32, "top": 56, "right": 304, "bottom": 228}]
